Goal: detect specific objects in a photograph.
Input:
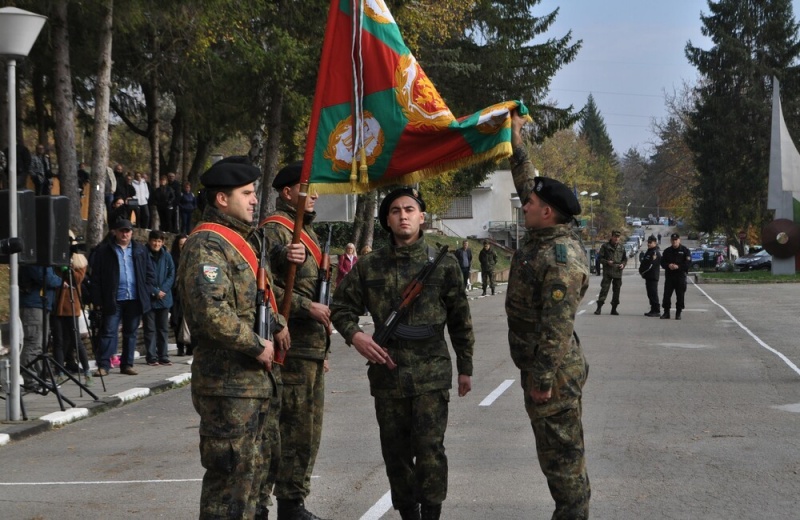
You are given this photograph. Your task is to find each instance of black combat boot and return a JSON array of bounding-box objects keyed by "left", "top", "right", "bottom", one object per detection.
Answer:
[
  {"left": 594, "top": 303, "right": 602, "bottom": 315},
  {"left": 660, "top": 310, "right": 670, "bottom": 319},
  {"left": 420, "top": 504, "right": 442, "bottom": 520},
  {"left": 675, "top": 311, "right": 682, "bottom": 320},
  {"left": 482, "top": 289, "right": 486, "bottom": 296},
  {"left": 398, "top": 504, "right": 421, "bottom": 520},
  {"left": 277, "top": 499, "right": 328, "bottom": 520},
  {"left": 644, "top": 308, "right": 660, "bottom": 317},
  {"left": 491, "top": 287, "right": 495, "bottom": 295},
  {"left": 610, "top": 305, "right": 619, "bottom": 315}
]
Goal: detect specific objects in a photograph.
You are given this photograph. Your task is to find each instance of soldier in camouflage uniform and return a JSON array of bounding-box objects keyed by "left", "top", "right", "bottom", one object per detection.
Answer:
[
  {"left": 594, "top": 230, "right": 627, "bottom": 315},
  {"left": 330, "top": 187, "right": 474, "bottom": 520},
  {"left": 179, "top": 157, "right": 284, "bottom": 519},
  {"left": 256, "top": 161, "right": 329, "bottom": 520},
  {"left": 507, "top": 111, "right": 591, "bottom": 519}
]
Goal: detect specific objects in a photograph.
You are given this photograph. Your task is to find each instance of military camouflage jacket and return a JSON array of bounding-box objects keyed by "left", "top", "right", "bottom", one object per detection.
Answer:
[
  {"left": 179, "top": 206, "right": 273, "bottom": 398},
  {"left": 599, "top": 240, "right": 628, "bottom": 278},
  {"left": 259, "top": 198, "right": 327, "bottom": 360},
  {"left": 479, "top": 247, "right": 498, "bottom": 272},
  {"left": 330, "top": 237, "right": 474, "bottom": 398},
  {"left": 508, "top": 156, "right": 589, "bottom": 392}
]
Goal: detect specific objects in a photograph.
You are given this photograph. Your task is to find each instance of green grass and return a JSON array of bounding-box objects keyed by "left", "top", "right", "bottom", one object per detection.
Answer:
[{"left": 700, "top": 269, "right": 800, "bottom": 283}]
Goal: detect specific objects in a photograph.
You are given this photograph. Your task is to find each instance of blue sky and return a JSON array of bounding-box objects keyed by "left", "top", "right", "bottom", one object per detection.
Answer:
[{"left": 536, "top": 0, "right": 800, "bottom": 157}]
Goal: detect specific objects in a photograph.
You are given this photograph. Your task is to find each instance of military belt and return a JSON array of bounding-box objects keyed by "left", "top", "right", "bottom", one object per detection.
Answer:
[{"left": 382, "top": 323, "right": 445, "bottom": 341}]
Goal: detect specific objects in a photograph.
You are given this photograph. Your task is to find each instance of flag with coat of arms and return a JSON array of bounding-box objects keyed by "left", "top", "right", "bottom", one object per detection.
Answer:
[{"left": 301, "top": 0, "right": 530, "bottom": 193}]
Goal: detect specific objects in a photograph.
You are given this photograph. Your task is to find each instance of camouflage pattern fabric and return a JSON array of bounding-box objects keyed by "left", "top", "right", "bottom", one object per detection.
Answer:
[
  {"left": 375, "top": 390, "right": 449, "bottom": 510},
  {"left": 597, "top": 240, "right": 627, "bottom": 305},
  {"left": 179, "top": 206, "right": 275, "bottom": 518},
  {"left": 479, "top": 247, "right": 498, "bottom": 293},
  {"left": 330, "top": 236, "right": 474, "bottom": 510},
  {"left": 259, "top": 198, "right": 327, "bottom": 360},
  {"left": 506, "top": 157, "right": 591, "bottom": 519},
  {"left": 255, "top": 365, "right": 282, "bottom": 513},
  {"left": 273, "top": 357, "right": 325, "bottom": 499},
  {"left": 193, "top": 394, "right": 269, "bottom": 520},
  {"left": 257, "top": 198, "right": 327, "bottom": 503}
]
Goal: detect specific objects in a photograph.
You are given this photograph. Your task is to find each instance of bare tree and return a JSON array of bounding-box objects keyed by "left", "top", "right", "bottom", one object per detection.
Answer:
[
  {"left": 51, "top": 0, "right": 81, "bottom": 233},
  {"left": 86, "top": 0, "right": 114, "bottom": 248}
]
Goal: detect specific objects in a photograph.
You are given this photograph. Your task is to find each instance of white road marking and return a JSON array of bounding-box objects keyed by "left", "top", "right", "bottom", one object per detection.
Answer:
[
  {"left": 0, "top": 478, "right": 202, "bottom": 486},
  {"left": 479, "top": 379, "right": 515, "bottom": 407},
  {"left": 692, "top": 282, "right": 800, "bottom": 377},
  {"left": 360, "top": 490, "right": 392, "bottom": 520},
  {"left": 577, "top": 309, "right": 586, "bottom": 316}
]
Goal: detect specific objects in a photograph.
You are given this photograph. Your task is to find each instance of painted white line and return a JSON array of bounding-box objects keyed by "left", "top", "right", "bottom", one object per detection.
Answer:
[
  {"left": 40, "top": 408, "right": 90, "bottom": 426},
  {"left": 114, "top": 388, "right": 150, "bottom": 402},
  {"left": 692, "top": 282, "right": 800, "bottom": 377},
  {"left": 0, "top": 478, "right": 202, "bottom": 486},
  {"left": 360, "top": 490, "right": 392, "bottom": 520},
  {"left": 479, "top": 379, "right": 515, "bottom": 407},
  {"left": 0, "top": 433, "right": 9, "bottom": 446},
  {"left": 577, "top": 309, "right": 586, "bottom": 316}
]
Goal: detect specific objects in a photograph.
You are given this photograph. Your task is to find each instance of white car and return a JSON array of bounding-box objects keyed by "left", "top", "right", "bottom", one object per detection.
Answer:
[{"left": 632, "top": 219, "right": 642, "bottom": 227}]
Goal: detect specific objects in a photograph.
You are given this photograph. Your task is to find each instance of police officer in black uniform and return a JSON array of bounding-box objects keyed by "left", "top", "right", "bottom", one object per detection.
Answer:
[
  {"left": 638, "top": 235, "right": 661, "bottom": 317},
  {"left": 660, "top": 233, "right": 691, "bottom": 320}
]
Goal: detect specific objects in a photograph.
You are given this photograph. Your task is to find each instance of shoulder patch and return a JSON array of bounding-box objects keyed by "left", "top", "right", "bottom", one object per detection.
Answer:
[
  {"left": 551, "top": 283, "right": 567, "bottom": 302},
  {"left": 555, "top": 243, "right": 568, "bottom": 266},
  {"left": 202, "top": 265, "right": 220, "bottom": 283}
]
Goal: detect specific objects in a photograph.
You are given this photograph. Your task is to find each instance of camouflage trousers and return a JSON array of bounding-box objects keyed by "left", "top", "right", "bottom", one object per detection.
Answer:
[
  {"left": 597, "top": 273, "right": 622, "bottom": 305},
  {"left": 481, "top": 270, "right": 496, "bottom": 293},
  {"left": 375, "top": 390, "right": 450, "bottom": 510},
  {"left": 521, "top": 362, "right": 590, "bottom": 520},
  {"left": 192, "top": 394, "right": 270, "bottom": 520},
  {"left": 273, "top": 357, "right": 325, "bottom": 500}
]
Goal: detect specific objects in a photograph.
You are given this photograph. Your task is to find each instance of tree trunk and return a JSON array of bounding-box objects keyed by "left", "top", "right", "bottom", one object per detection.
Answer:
[
  {"left": 52, "top": 0, "right": 81, "bottom": 233},
  {"left": 86, "top": 0, "right": 114, "bottom": 249},
  {"left": 166, "top": 105, "right": 183, "bottom": 175},
  {"left": 187, "top": 135, "right": 212, "bottom": 189},
  {"left": 32, "top": 63, "right": 47, "bottom": 145},
  {"left": 248, "top": 119, "right": 265, "bottom": 218},
  {"left": 259, "top": 86, "right": 284, "bottom": 221},
  {"left": 143, "top": 79, "right": 160, "bottom": 185},
  {"left": 352, "top": 193, "right": 367, "bottom": 248},
  {"left": 362, "top": 190, "right": 376, "bottom": 249}
]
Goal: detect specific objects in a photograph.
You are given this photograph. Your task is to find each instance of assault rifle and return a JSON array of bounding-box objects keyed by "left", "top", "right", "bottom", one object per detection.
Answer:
[
  {"left": 372, "top": 245, "right": 450, "bottom": 370},
  {"left": 317, "top": 224, "right": 333, "bottom": 306},
  {"left": 255, "top": 234, "right": 272, "bottom": 348}
]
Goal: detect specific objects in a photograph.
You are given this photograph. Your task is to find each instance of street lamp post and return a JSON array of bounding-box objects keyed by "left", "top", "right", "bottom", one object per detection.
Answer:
[
  {"left": 0, "top": 7, "right": 47, "bottom": 421},
  {"left": 579, "top": 191, "right": 599, "bottom": 247},
  {"left": 510, "top": 196, "right": 522, "bottom": 249}
]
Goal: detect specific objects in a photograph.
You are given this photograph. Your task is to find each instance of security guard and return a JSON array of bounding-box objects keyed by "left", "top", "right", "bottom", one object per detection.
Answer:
[
  {"left": 594, "top": 230, "right": 627, "bottom": 315},
  {"left": 660, "top": 232, "right": 691, "bottom": 320},
  {"left": 639, "top": 235, "right": 661, "bottom": 317},
  {"left": 330, "top": 187, "right": 474, "bottom": 520},
  {"left": 179, "top": 157, "right": 282, "bottom": 519},
  {"left": 508, "top": 111, "right": 591, "bottom": 519}
]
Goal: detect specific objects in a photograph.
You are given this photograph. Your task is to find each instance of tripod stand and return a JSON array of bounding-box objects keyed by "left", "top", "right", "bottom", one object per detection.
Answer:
[{"left": 20, "top": 265, "right": 98, "bottom": 412}]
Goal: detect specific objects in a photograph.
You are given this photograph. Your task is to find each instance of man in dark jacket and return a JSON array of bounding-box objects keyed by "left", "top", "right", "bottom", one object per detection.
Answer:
[
  {"left": 660, "top": 233, "right": 692, "bottom": 320},
  {"left": 143, "top": 230, "right": 175, "bottom": 366},
  {"left": 478, "top": 240, "right": 498, "bottom": 295},
  {"left": 453, "top": 240, "right": 473, "bottom": 290},
  {"left": 153, "top": 176, "right": 176, "bottom": 232},
  {"left": 89, "top": 219, "right": 155, "bottom": 375},
  {"left": 638, "top": 235, "right": 661, "bottom": 317},
  {"left": 19, "top": 265, "right": 63, "bottom": 389}
]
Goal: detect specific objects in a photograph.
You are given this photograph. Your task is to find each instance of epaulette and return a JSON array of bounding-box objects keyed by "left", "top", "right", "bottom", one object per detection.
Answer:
[{"left": 555, "top": 243, "right": 568, "bottom": 266}]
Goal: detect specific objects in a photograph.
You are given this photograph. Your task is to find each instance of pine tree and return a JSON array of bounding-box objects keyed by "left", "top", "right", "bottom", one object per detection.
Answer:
[
  {"left": 685, "top": 0, "right": 800, "bottom": 236},
  {"left": 579, "top": 94, "right": 615, "bottom": 162}
]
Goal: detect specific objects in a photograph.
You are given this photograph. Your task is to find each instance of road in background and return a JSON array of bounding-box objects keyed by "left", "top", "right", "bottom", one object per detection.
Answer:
[{"left": 2, "top": 262, "right": 799, "bottom": 519}]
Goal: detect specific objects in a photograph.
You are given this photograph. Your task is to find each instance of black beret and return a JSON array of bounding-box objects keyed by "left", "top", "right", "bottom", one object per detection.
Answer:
[
  {"left": 378, "top": 187, "right": 426, "bottom": 232},
  {"left": 272, "top": 161, "right": 303, "bottom": 189},
  {"left": 647, "top": 235, "right": 657, "bottom": 242},
  {"left": 670, "top": 233, "right": 680, "bottom": 240},
  {"left": 531, "top": 177, "right": 581, "bottom": 217},
  {"left": 200, "top": 156, "right": 260, "bottom": 188}
]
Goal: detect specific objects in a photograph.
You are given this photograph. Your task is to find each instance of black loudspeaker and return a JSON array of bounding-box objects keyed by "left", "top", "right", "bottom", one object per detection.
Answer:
[
  {"left": 0, "top": 189, "right": 38, "bottom": 264},
  {"left": 30, "top": 196, "right": 71, "bottom": 267}
]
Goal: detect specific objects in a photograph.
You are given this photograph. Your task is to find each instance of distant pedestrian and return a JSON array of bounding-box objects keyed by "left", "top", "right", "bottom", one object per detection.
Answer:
[
  {"left": 453, "top": 240, "right": 473, "bottom": 290},
  {"left": 143, "top": 230, "right": 175, "bottom": 366},
  {"left": 178, "top": 181, "right": 197, "bottom": 234},
  {"left": 153, "top": 176, "right": 176, "bottom": 232},
  {"left": 478, "top": 240, "right": 497, "bottom": 295},
  {"left": 657, "top": 232, "right": 662, "bottom": 244},
  {"left": 660, "top": 233, "right": 691, "bottom": 320},
  {"left": 639, "top": 235, "right": 661, "bottom": 317},
  {"left": 336, "top": 243, "right": 358, "bottom": 285}
]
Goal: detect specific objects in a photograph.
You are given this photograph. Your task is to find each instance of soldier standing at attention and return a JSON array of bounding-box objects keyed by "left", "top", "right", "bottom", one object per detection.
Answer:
[
  {"left": 508, "top": 111, "right": 591, "bottom": 519},
  {"left": 330, "top": 187, "right": 474, "bottom": 520},
  {"left": 179, "top": 157, "right": 278, "bottom": 519},
  {"left": 258, "top": 161, "right": 330, "bottom": 520},
  {"left": 594, "top": 230, "right": 627, "bottom": 315},
  {"left": 478, "top": 240, "right": 498, "bottom": 296},
  {"left": 660, "top": 232, "right": 692, "bottom": 320},
  {"left": 639, "top": 235, "right": 662, "bottom": 317}
]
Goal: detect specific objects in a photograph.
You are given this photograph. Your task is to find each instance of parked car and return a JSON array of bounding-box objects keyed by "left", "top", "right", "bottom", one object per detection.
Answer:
[
  {"left": 632, "top": 219, "right": 642, "bottom": 227},
  {"left": 623, "top": 242, "right": 637, "bottom": 258},
  {"left": 733, "top": 249, "right": 772, "bottom": 271}
]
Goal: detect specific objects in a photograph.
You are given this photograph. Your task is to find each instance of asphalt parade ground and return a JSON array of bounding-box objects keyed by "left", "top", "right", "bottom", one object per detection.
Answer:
[{"left": 2, "top": 237, "right": 800, "bottom": 519}]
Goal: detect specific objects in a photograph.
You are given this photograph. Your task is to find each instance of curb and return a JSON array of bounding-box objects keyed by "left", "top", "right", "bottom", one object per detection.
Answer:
[{"left": 0, "top": 371, "right": 192, "bottom": 446}]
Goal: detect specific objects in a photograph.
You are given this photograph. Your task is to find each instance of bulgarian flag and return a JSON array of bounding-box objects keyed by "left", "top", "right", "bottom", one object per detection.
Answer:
[{"left": 301, "top": 0, "right": 530, "bottom": 194}]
